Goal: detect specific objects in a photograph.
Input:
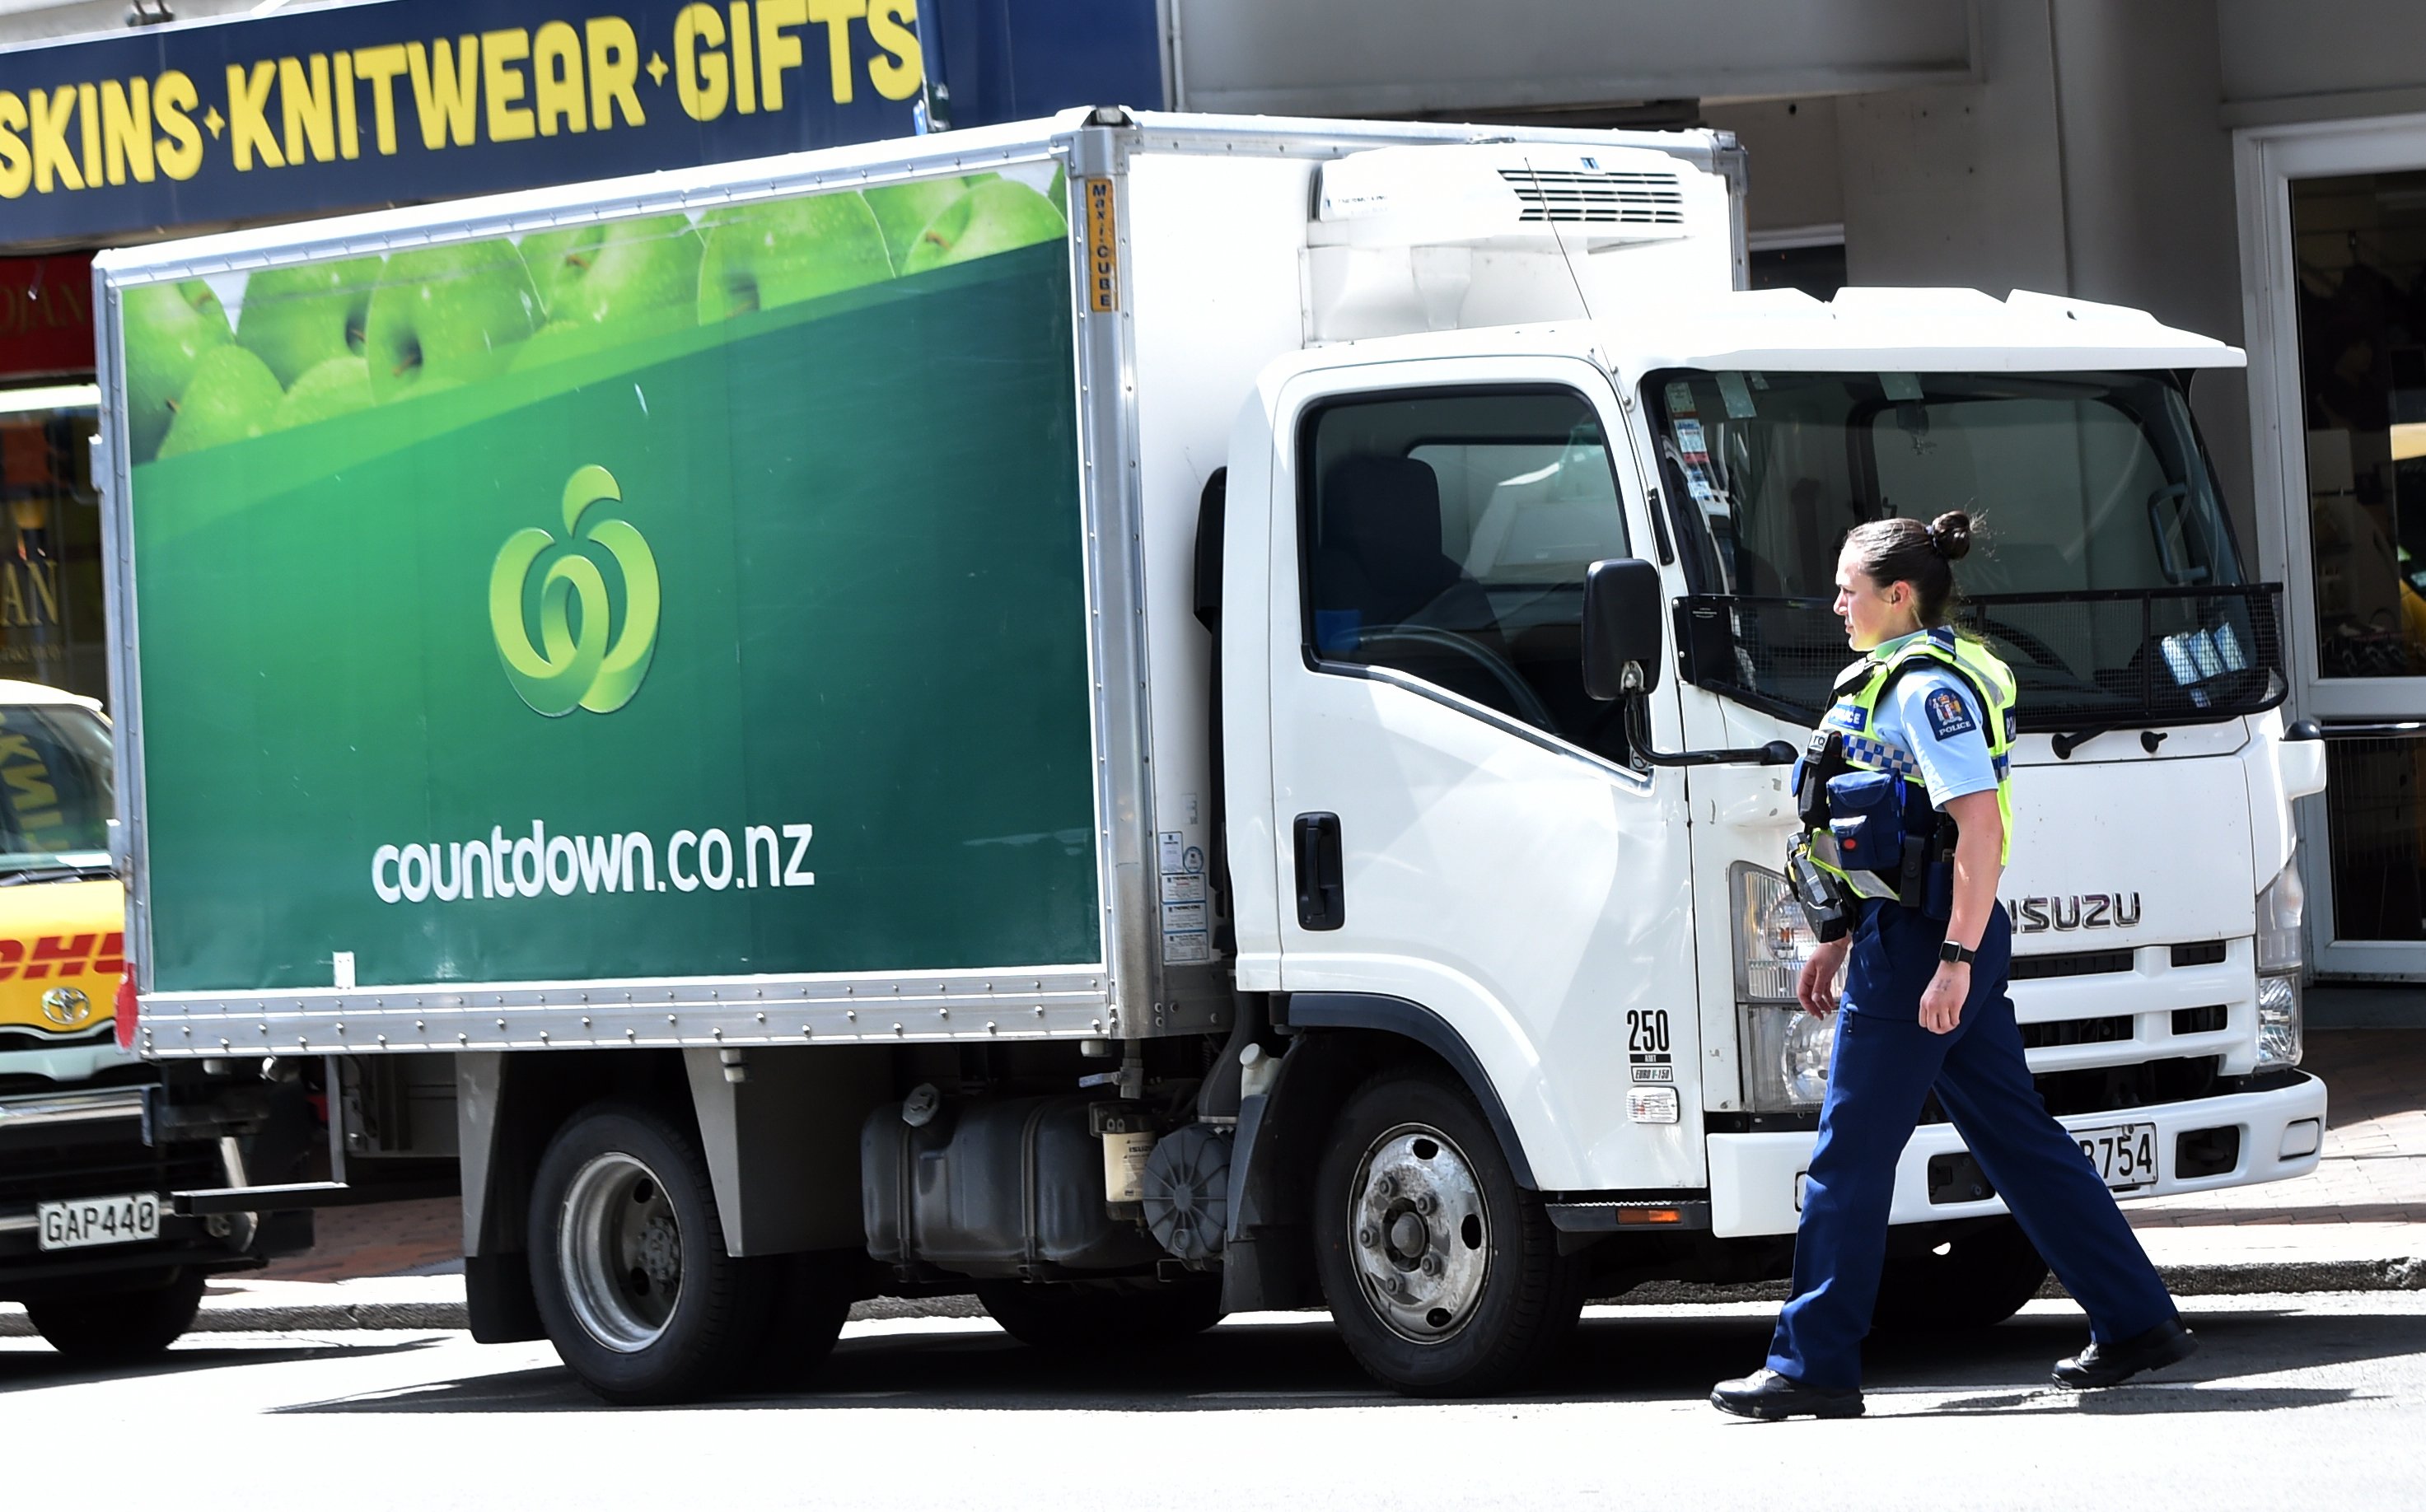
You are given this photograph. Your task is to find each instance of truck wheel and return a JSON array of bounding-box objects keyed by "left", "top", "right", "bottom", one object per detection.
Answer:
[
  {"left": 1311, "top": 1066, "right": 1582, "bottom": 1396},
  {"left": 1871, "top": 1218, "right": 2050, "bottom": 1334},
  {"left": 528, "top": 1100, "right": 765, "bottom": 1405},
  {"left": 26, "top": 1267, "right": 205, "bottom": 1364},
  {"left": 974, "top": 1275, "right": 1225, "bottom": 1351},
  {"left": 739, "top": 1250, "right": 856, "bottom": 1390}
]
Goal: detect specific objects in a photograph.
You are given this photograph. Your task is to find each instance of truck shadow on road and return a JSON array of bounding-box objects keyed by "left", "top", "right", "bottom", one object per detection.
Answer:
[
  {"left": 0, "top": 1336, "right": 442, "bottom": 1394},
  {"left": 267, "top": 1301, "right": 2426, "bottom": 1416}
]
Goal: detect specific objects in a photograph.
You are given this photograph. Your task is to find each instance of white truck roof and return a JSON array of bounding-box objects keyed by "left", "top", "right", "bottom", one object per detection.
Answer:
[
  {"left": 1280, "top": 287, "right": 2244, "bottom": 388},
  {"left": 0, "top": 680, "right": 102, "bottom": 712}
]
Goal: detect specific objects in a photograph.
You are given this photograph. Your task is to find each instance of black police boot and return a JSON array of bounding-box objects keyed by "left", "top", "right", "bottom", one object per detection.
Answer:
[
  {"left": 1710, "top": 1368, "right": 1865, "bottom": 1420},
  {"left": 2051, "top": 1318, "right": 2198, "bottom": 1388}
]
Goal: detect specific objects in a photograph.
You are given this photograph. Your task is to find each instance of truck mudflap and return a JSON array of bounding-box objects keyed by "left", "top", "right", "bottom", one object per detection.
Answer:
[{"left": 1704, "top": 1071, "right": 2328, "bottom": 1239}]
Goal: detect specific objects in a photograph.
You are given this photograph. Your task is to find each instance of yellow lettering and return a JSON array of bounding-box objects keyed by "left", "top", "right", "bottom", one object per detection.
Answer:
[
  {"left": 757, "top": 0, "right": 806, "bottom": 111},
  {"left": 226, "top": 61, "right": 284, "bottom": 170},
  {"left": 352, "top": 44, "right": 407, "bottom": 155},
  {"left": 484, "top": 29, "right": 535, "bottom": 142},
  {"left": 0, "top": 92, "right": 28, "bottom": 199},
  {"left": 1, "top": 571, "right": 25, "bottom": 628},
  {"left": 154, "top": 71, "right": 202, "bottom": 180},
  {"left": 335, "top": 51, "right": 359, "bottom": 159},
  {"left": 22, "top": 563, "right": 56, "bottom": 626},
  {"left": 808, "top": 0, "right": 865, "bottom": 105},
  {"left": 4, "top": 759, "right": 59, "bottom": 812},
  {"left": 406, "top": 38, "right": 481, "bottom": 149},
  {"left": 280, "top": 54, "right": 336, "bottom": 164},
  {"left": 28, "top": 88, "right": 83, "bottom": 193},
  {"left": 76, "top": 83, "right": 100, "bottom": 187},
  {"left": 586, "top": 17, "right": 644, "bottom": 128},
  {"left": 533, "top": 21, "right": 586, "bottom": 135},
  {"left": 867, "top": 0, "right": 922, "bottom": 101},
  {"left": 98, "top": 79, "right": 152, "bottom": 185},
  {"left": 730, "top": 2, "right": 758, "bottom": 114},
  {"left": 674, "top": 5, "right": 730, "bottom": 121}
]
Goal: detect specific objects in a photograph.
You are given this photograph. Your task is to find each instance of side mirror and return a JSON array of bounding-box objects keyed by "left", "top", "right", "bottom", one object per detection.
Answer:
[{"left": 1582, "top": 558, "right": 1665, "bottom": 700}]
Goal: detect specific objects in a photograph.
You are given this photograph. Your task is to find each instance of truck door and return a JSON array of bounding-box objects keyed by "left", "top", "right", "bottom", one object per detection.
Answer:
[{"left": 1260, "top": 361, "right": 1704, "bottom": 1191}]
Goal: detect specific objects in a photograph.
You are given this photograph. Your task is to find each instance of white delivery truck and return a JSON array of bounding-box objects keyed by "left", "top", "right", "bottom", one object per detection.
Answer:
[{"left": 92, "top": 109, "right": 2328, "bottom": 1402}]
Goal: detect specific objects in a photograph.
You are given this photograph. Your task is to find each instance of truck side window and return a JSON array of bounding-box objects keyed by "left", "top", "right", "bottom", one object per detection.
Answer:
[{"left": 1301, "top": 388, "right": 1634, "bottom": 763}]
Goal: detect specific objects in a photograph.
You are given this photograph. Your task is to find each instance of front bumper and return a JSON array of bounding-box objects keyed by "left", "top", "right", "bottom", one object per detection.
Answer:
[{"left": 1707, "top": 1071, "right": 2328, "bottom": 1238}]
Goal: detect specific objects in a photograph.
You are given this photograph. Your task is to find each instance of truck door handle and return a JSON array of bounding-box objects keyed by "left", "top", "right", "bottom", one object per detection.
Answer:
[{"left": 1293, "top": 812, "right": 1344, "bottom": 931}]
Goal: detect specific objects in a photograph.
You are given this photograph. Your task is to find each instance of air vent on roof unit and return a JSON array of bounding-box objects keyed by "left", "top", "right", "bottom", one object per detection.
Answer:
[{"left": 1498, "top": 168, "right": 1685, "bottom": 227}]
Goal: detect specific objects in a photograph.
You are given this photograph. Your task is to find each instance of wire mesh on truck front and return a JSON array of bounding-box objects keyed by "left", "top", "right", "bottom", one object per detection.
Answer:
[{"left": 1674, "top": 585, "right": 2287, "bottom": 733}]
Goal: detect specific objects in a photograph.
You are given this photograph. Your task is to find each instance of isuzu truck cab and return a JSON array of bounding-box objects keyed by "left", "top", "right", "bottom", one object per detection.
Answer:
[{"left": 94, "top": 110, "right": 2326, "bottom": 1401}]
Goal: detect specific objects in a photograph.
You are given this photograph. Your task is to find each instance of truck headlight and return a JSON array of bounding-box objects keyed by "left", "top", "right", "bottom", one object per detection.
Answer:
[
  {"left": 1732, "top": 863, "right": 1832, "bottom": 1113},
  {"left": 2256, "top": 852, "right": 2306, "bottom": 974},
  {"left": 2256, "top": 974, "right": 2302, "bottom": 1069}
]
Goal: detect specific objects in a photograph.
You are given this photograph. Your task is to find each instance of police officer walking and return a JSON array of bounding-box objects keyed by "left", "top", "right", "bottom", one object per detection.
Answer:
[{"left": 1710, "top": 511, "right": 2195, "bottom": 1421}]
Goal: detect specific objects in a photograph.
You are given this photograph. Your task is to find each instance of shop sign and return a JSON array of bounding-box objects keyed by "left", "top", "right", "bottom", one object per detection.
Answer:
[
  {"left": 0, "top": 0, "right": 925, "bottom": 246},
  {"left": 0, "top": 255, "right": 96, "bottom": 378}
]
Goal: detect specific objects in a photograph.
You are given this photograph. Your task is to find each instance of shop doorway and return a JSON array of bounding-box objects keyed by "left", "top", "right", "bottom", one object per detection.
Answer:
[{"left": 2243, "top": 115, "right": 2426, "bottom": 977}]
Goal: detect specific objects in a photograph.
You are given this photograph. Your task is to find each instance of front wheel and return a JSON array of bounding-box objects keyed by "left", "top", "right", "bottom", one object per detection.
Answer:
[
  {"left": 1871, "top": 1217, "right": 2050, "bottom": 1333},
  {"left": 26, "top": 1267, "right": 205, "bottom": 1364},
  {"left": 1312, "top": 1066, "right": 1582, "bottom": 1396},
  {"left": 527, "top": 1100, "right": 765, "bottom": 1405}
]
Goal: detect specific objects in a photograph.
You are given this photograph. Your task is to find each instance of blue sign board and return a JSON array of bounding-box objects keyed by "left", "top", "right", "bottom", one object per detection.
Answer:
[{"left": 0, "top": 0, "right": 1164, "bottom": 248}]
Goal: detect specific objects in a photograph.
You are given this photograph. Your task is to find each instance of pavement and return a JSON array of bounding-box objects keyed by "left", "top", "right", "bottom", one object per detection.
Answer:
[
  {"left": 2, "top": 1028, "right": 2419, "bottom": 1340},
  {"left": 11, "top": 1293, "right": 2426, "bottom": 1510}
]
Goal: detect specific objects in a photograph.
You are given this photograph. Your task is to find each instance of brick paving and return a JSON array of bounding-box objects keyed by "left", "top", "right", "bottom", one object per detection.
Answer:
[
  {"left": 250, "top": 1030, "right": 2426, "bottom": 1282},
  {"left": 2128, "top": 1028, "right": 2426, "bottom": 1228}
]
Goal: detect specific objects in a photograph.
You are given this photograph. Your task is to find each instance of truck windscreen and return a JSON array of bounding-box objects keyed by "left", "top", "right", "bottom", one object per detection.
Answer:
[
  {"left": 0, "top": 704, "right": 113, "bottom": 875},
  {"left": 1642, "top": 369, "right": 2283, "bottom": 733}
]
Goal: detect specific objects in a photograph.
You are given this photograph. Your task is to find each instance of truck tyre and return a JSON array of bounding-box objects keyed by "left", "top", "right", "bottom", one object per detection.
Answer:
[
  {"left": 739, "top": 1250, "right": 856, "bottom": 1390},
  {"left": 1871, "top": 1217, "right": 2050, "bottom": 1334},
  {"left": 1312, "top": 1066, "right": 1583, "bottom": 1396},
  {"left": 26, "top": 1267, "right": 205, "bottom": 1364},
  {"left": 527, "top": 1099, "right": 766, "bottom": 1405},
  {"left": 974, "top": 1275, "right": 1225, "bottom": 1351}
]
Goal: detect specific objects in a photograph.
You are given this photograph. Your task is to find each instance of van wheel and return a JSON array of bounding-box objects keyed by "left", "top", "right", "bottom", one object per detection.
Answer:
[
  {"left": 1871, "top": 1218, "right": 2050, "bottom": 1333},
  {"left": 1312, "top": 1066, "right": 1582, "bottom": 1396},
  {"left": 975, "top": 1275, "right": 1225, "bottom": 1351},
  {"left": 26, "top": 1267, "right": 205, "bottom": 1364},
  {"left": 528, "top": 1100, "right": 764, "bottom": 1405}
]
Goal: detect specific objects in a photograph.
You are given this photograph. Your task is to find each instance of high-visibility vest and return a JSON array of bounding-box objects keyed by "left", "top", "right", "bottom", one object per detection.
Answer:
[{"left": 1807, "top": 628, "right": 2018, "bottom": 896}]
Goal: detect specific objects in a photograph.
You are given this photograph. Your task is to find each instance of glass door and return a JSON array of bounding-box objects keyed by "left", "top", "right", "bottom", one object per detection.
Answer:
[{"left": 2245, "top": 116, "right": 2426, "bottom": 975}]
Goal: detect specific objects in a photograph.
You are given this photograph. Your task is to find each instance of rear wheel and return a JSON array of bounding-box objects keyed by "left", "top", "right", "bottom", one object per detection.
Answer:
[
  {"left": 527, "top": 1100, "right": 765, "bottom": 1404},
  {"left": 975, "top": 1275, "right": 1224, "bottom": 1351},
  {"left": 1311, "top": 1066, "right": 1582, "bottom": 1396},
  {"left": 1871, "top": 1218, "right": 2050, "bottom": 1333},
  {"left": 26, "top": 1267, "right": 205, "bottom": 1364}
]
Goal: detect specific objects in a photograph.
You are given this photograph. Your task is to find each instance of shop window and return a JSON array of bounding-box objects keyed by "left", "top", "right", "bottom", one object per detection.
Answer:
[{"left": 0, "top": 386, "right": 103, "bottom": 702}]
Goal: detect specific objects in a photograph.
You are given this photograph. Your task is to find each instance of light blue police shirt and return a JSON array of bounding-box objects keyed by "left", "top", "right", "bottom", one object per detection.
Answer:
[{"left": 1863, "top": 632, "right": 1999, "bottom": 809}]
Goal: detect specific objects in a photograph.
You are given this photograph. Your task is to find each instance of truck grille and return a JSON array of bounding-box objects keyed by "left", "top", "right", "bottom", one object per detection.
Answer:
[
  {"left": 2011, "top": 949, "right": 2134, "bottom": 981},
  {"left": 1498, "top": 168, "right": 1685, "bottom": 226},
  {"left": 0, "top": 1139, "right": 222, "bottom": 1208}
]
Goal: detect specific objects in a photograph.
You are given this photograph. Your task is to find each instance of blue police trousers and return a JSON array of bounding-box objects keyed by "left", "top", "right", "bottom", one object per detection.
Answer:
[{"left": 1765, "top": 899, "right": 2179, "bottom": 1390}]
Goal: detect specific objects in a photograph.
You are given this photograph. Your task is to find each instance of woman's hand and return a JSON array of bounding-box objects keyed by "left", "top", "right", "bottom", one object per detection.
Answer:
[
  {"left": 1919, "top": 962, "right": 1969, "bottom": 1034},
  {"left": 1798, "top": 936, "right": 1851, "bottom": 1016}
]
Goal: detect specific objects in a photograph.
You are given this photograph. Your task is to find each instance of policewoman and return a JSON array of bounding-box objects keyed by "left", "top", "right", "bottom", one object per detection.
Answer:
[{"left": 1711, "top": 511, "right": 2195, "bottom": 1421}]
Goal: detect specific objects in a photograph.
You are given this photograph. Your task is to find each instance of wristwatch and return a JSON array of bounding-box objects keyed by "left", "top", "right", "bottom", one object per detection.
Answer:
[{"left": 1938, "top": 940, "right": 1979, "bottom": 965}]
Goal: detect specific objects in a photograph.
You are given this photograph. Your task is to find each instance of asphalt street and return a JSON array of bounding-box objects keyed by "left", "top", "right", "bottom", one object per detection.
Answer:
[{"left": 5, "top": 1293, "right": 2421, "bottom": 1510}]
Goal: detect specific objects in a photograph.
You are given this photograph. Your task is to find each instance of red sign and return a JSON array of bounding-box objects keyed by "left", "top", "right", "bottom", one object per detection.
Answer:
[{"left": 0, "top": 256, "right": 96, "bottom": 380}]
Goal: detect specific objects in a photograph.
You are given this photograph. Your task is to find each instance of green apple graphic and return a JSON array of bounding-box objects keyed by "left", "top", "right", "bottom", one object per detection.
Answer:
[
  {"left": 697, "top": 191, "right": 893, "bottom": 323},
  {"left": 901, "top": 180, "right": 1068, "bottom": 275},
  {"left": 863, "top": 174, "right": 995, "bottom": 273},
  {"left": 123, "top": 279, "right": 231, "bottom": 465},
  {"left": 234, "top": 257, "right": 385, "bottom": 388},
  {"left": 362, "top": 242, "right": 541, "bottom": 404},
  {"left": 155, "top": 345, "right": 283, "bottom": 460},
  {"left": 523, "top": 215, "right": 702, "bottom": 329},
  {"left": 269, "top": 356, "right": 374, "bottom": 432}
]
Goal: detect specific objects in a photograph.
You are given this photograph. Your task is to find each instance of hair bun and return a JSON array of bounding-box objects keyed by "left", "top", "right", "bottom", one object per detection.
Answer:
[{"left": 1928, "top": 510, "right": 1975, "bottom": 562}]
